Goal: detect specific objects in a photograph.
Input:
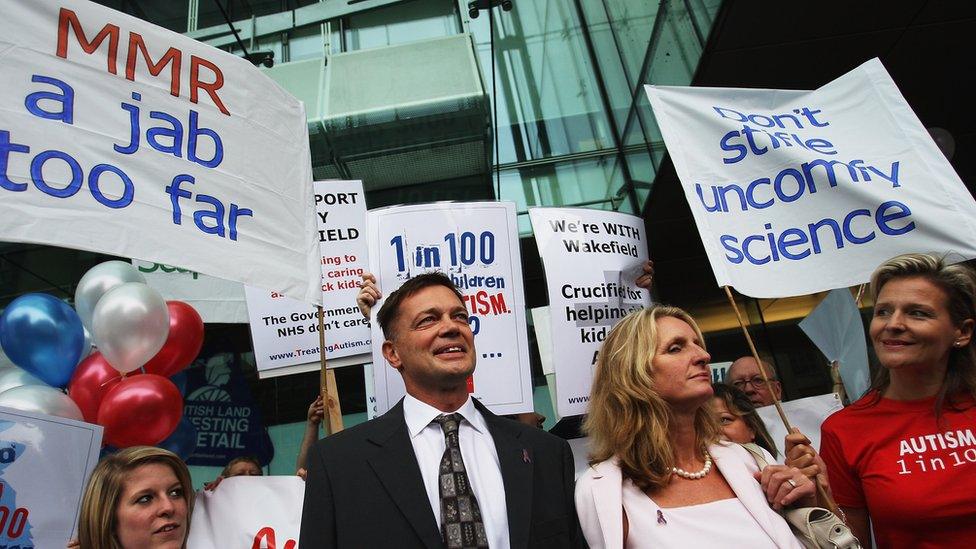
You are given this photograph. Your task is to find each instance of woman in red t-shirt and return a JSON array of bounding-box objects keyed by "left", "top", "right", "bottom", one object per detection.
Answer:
[{"left": 820, "top": 253, "right": 976, "bottom": 548}]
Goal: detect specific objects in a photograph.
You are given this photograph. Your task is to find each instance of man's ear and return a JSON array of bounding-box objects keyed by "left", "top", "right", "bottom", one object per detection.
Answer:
[
  {"left": 771, "top": 380, "right": 783, "bottom": 400},
  {"left": 382, "top": 340, "right": 402, "bottom": 370}
]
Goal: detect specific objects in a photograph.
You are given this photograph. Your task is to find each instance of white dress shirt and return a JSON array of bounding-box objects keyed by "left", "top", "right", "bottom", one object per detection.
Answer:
[{"left": 403, "top": 393, "right": 510, "bottom": 549}]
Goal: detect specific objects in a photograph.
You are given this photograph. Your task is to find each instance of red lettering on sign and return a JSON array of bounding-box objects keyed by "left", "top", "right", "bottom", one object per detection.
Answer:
[
  {"left": 55, "top": 8, "right": 230, "bottom": 115},
  {"left": 252, "top": 526, "right": 297, "bottom": 549},
  {"left": 190, "top": 56, "right": 230, "bottom": 116},
  {"left": 56, "top": 7, "right": 120, "bottom": 74},
  {"left": 126, "top": 32, "right": 181, "bottom": 97}
]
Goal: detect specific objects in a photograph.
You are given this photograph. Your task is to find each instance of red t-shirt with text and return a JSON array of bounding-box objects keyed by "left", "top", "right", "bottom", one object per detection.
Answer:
[{"left": 820, "top": 392, "right": 976, "bottom": 548}]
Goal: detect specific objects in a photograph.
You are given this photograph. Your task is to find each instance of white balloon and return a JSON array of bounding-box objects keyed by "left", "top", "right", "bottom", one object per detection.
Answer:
[
  {"left": 82, "top": 326, "right": 94, "bottom": 358},
  {"left": 0, "top": 384, "right": 84, "bottom": 421},
  {"left": 75, "top": 261, "right": 147, "bottom": 332},
  {"left": 0, "top": 364, "right": 46, "bottom": 395},
  {"left": 92, "top": 283, "right": 170, "bottom": 374}
]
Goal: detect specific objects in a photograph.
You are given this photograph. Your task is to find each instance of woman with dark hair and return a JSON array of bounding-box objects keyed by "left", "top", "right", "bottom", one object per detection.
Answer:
[
  {"left": 711, "top": 383, "right": 778, "bottom": 458},
  {"left": 576, "top": 305, "right": 818, "bottom": 548},
  {"left": 77, "top": 446, "right": 193, "bottom": 548},
  {"left": 820, "top": 253, "right": 976, "bottom": 547}
]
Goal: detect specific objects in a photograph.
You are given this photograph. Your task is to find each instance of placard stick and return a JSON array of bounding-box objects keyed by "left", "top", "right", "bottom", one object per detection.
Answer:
[
  {"left": 318, "top": 306, "right": 344, "bottom": 434},
  {"left": 853, "top": 283, "right": 866, "bottom": 308},
  {"left": 723, "top": 286, "right": 791, "bottom": 430},
  {"left": 830, "top": 360, "right": 849, "bottom": 404},
  {"left": 724, "top": 286, "right": 840, "bottom": 516}
]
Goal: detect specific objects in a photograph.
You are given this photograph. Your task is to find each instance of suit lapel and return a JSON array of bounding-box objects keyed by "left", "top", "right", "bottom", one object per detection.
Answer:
[
  {"left": 366, "top": 401, "right": 443, "bottom": 549},
  {"left": 588, "top": 460, "right": 624, "bottom": 549},
  {"left": 479, "top": 401, "right": 533, "bottom": 549}
]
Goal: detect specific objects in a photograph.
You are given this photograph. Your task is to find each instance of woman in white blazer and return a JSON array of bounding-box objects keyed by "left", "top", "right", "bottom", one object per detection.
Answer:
[{"left": 575, "top": 305, "right": 816, "bottom": 548}]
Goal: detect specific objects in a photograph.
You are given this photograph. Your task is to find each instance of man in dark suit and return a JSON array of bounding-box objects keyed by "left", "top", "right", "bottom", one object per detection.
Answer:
[{"left": 299, "top": 272, "right": 584, "bottom": 548}]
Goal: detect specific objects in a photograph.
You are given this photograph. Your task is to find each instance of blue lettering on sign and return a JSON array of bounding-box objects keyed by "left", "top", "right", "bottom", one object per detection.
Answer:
[
  {"left": 0, "top": 421, "right": 33, "bottom": 547},
  {"left": 700, "top": 103, "right": 919, "bottom": 268},
  {"left": 1, "top": 74, "right": 255, "bottom": 242},
  {"left": 719, "top": 200, "right": 916, "bottom": 266}
]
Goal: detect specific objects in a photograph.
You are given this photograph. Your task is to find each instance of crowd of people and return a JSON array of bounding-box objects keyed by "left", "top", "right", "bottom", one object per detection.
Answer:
[{"left": 69, "top": 252, "right": 976, "bottom": 548}]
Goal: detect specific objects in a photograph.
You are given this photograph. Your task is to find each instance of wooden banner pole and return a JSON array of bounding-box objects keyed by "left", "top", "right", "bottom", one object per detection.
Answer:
[
  {"left": 723, "top": 286, "right": 840, "bottom": 517},
  {"left": 830, "top": 360, "right": 849, "bottom": 405},
  {"left": 853, "top": 283, "right": 866, "bottom": 308},
  {"left": 318, "top": 306, "right": 344, "bottom": 434},
  {"left": 723, "top": 286, "right": 792, "bottom": 430}
]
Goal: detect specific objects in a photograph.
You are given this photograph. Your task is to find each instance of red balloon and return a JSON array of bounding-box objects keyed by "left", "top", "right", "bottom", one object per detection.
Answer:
[
  {"left": 68, "top": 352, "right": 125, "bottom": 423},
  {"left": 98, "top": 374, "right": 182, "bottom": 447},
  {"left": 142, "top": 301, "right": 204, "bottom": 377}
]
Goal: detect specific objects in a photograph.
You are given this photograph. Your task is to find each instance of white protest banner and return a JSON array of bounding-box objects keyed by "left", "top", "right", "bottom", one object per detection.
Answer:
[
  {"left": 530, "top": 307, "right": 555, "bottom": 375},
  {"left": 364, "top": 363, "right": 379, "bottom": 419},
  {"left": 131, "top": 260, "right": 248, "bottom": 323},
  {"left": 247, "top": 180, "right": 370, "bottom": 378},
  {"left": 0, "top": 406, "right": 102, "bottom": 548},
  {"left": 367, "top": 202, "right": 533, "bottom": 415},
  {"left": 187, "top": 476, "right": 304, "bottom": 549},
  {"left": 799, "top": 289, "right": 871, "bottom": 400},
  {"left": 567, "top": 437, "right": 592, "bottom": 480},
  {"left": 645, "top": 58, "right": 976, "bottom": 298},
  {"left": 529, "top": 207, "right": 650, "bottom": 417},
  {"left": 0, "top": 1, "right": 321, "bottom": 304},
  {"left": 756, "top": 393, "right": 842, "bottom": 459}
]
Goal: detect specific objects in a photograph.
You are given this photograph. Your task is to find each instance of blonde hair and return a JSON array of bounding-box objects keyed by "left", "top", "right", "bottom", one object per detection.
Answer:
[
  {"left": 583, "top": 305, "right": 721, "bottom": 491},
  {"left": 78, "top": 447, "right": 194, "bottom": 549},
  {"left": 868, "top": 253, "right": 976, "bottom": 409}
]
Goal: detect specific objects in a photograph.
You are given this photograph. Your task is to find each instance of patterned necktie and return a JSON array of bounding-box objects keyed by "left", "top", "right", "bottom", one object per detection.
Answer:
[{"left": 432, "top": 413, "right": 489, "bottom": 549}]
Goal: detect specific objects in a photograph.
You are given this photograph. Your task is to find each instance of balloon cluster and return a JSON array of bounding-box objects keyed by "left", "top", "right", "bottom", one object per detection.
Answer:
[{"left": 0, "top": 261, "right": 204, "bottom": 449}]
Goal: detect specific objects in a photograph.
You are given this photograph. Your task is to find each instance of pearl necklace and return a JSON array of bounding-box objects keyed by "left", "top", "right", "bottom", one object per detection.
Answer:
[{"left": 671, "top": 451, "right": 712, "bottom": 480}]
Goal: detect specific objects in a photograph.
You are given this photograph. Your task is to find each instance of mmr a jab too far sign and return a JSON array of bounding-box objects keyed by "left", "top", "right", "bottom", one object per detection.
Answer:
[
  {"left": 645, "top": 58, "right": 976, "bottom": 298},
  {"left": 0, "top": 0, "right": 321, "bottom": 304}
]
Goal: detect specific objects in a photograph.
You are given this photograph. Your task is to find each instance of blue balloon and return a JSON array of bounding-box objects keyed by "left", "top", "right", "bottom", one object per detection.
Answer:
[
  {"left": 159, "top": 417, "right": 198, "bottom": 460},
  {"left": 0, "top": 293, "right": 85, "bottom": 387}
]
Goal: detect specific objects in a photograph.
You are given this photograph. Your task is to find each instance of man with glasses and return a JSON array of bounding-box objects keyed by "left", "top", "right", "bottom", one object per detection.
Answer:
[{"left": 726, "top": 356, "right": 783, "bottom": 407}]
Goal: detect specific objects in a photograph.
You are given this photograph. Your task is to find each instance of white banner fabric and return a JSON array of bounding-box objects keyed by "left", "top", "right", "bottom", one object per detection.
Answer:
[
  {"left": 0, "top": 0, "right": 321, "bottom": 304},
  {"left": 187, "top": 476, "right": 304, "bottom": 549},
  {"left": 756, "top": 393, "right": 843, "bottom": 459},
  {"left": 799, "top": 289, "right": 871, "bottom": 400},
  {"left": 367, "top": 202, "right": 533, "bottom": 415},
  {"left": 248, "top": 181, "right": 370, "bottom": 377},
  {"left": 529, "top": 207, "right": 650, "bottom": 417},
  {"left": 132, "top": 260, "right": 248, "bottom": 323},
  {"left": 364, "top": 363, "right": 378, "bottom": 420},
  {"left": 530, "top": 307, "right": 554, "bottom": 376},
  {"left": 0, "top": 406, "right": 103, "bottom": 548},
  {"left": 645, "top": 58, "right": 976, "bottom": 298}
]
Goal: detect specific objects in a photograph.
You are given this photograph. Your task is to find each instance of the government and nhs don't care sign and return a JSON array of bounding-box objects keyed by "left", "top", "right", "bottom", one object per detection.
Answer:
[
  {"left": 0, "top": 1, "right": 321, "bottom": 304},
  {"left": 645, "top": 58, "right": 976, "bottom": 298}
]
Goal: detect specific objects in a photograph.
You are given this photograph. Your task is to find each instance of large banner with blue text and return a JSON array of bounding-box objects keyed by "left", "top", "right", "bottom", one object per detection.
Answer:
[
  {"left": 367, "top": 202, "right": 533, "bottom": 415},
  {"left": 246, "top": 180, "right": 370, "bottom": 378},
  {"left": 645, "top": 58, "right": 976, "bottom": 298},
  {"left": 0, "top": 406, "right": 102, "bottom": 548},
  {"left": 0, "top": 0, "right": 321, "bottom": 304},
  {"left": 529, "top": 207, "right": 650, "bottom": 417}
]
